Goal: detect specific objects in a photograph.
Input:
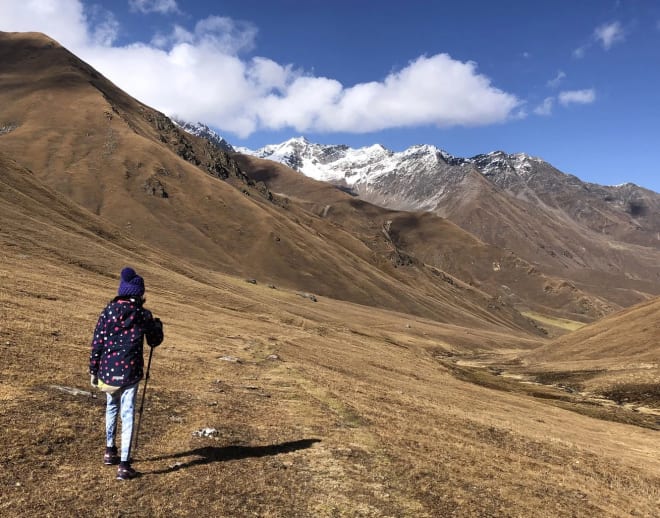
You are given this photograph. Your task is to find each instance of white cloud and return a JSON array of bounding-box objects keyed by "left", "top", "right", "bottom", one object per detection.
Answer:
[
  {"left": 0, "top": 0, "right": 521, "bottom": 138},
  {"left": 573, "top": 20, "right": 626, "bottom": 58},
  {"left": 255, "top": 55, "right": 521, "bottom": 133},
  {"left": 534, "top": 97, "right": 554, "bottom": 116},
  {"left": 559, "top": 89, "right": 596, "bottom": 106},
  {"left": 594, "top": 21, "right": 625, "bottom": 50},
  {"left": 534, "top": 90, "right": 595, "bottom": 114},
  {"left": 193, "top": 16, "right": 258, "bottom": 54},
  {"left": 546, "top": 70, "right": 566, "bottom": 88},
  {"left": 572, "top": 45, "right": 588, "bottom": 59},
  {"left": 87, "top": 5, "right": 119, "bottom": 46},
  {"left": 151, "top": 17, "right": 258, "bottom": 54},
  {"left": 129, "top": 0, "right": 179, "bottom": 15},
  {"left": 0, "top": 0, "right": 89, "bottom": 49}
]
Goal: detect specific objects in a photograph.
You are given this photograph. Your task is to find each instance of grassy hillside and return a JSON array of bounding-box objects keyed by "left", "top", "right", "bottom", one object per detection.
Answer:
[
  {"left": 513, "top": 298, "right": 660, "bottom": 410},
  {"left": 1, "top": 153, "right": 659, "bottom": 517}
]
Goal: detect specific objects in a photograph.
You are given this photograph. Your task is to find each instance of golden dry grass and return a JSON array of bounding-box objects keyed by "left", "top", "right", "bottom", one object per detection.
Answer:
[{"left": 1, "top": 217, "right": 659, "bottom": 517}]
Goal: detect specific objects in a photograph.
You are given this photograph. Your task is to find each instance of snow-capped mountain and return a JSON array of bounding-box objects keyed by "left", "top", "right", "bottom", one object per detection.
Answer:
[
  {"left": 242, "top": 138, "right": 461, "bottom": 210},
  {"left": 239, "top": 138, "right": 557, "bottom": 211},
  {"left": 176, "top": 123, "right": 658, "bottom": 254},
  {"left": 238, "top": 137, "right": 660, "bottom": 253},
  {"left": 240, "top": 137, "right": 657, "bottom": 213},
  {"left": 242, "top": 137, "right": 467, "bottom": 186},
  {"left": 230, "top": 134, "right": 660, "bottom": 309},
  {"left": 173, "top": 119, "right": 235, "bottom": 153},
  {"left": 243, "top": 138, "right": 552, "bottom": 184}
]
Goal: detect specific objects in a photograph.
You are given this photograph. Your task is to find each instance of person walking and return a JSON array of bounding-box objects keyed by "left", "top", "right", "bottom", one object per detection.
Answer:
[{"left": 89, "top": 267, "right": 163, "bottom": 480}]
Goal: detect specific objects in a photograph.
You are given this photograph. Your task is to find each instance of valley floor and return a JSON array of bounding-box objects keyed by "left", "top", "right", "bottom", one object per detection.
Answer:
[{"left": 1, "top": 254, "right": 658, "bottom": 517}]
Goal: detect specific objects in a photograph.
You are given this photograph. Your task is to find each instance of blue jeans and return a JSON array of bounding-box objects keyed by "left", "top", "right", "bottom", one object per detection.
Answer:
[{"left": 106, "top": 383, "right": 138, "bottom": 462}]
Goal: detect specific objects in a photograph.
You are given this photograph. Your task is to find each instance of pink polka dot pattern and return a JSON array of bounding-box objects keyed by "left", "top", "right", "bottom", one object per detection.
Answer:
[{"left": 89, "top": 296, "right": 161, "bottom": 388}]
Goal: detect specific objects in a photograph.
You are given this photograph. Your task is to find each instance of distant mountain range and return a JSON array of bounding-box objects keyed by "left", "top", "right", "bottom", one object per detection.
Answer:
[
  {"left": 243, "top": 135, "right": 660, "bottom": 243},
  {"left": 178, "top": 127, "right": 658, "bottom": 214},
  {"left": 237, "top": 136, "right": 658, "bottom": 211},
  {"left": 177, "top": 124, "right": 660, "bottom": 312}
]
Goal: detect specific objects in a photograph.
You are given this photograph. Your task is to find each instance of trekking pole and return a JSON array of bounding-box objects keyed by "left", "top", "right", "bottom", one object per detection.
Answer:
[{"left": 132, "top": 346, "right": 154, "bottom": 457}]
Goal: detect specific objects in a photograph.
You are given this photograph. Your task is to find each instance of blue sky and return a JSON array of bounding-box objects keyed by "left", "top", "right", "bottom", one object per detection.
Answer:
[{"left": 2, "top": 0, "right": 659, "bottom": 192}]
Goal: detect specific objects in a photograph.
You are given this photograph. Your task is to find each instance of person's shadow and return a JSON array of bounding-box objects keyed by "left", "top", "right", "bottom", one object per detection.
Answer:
[{"left": 144, "top": 439, "right": 321, "bottom": 475}]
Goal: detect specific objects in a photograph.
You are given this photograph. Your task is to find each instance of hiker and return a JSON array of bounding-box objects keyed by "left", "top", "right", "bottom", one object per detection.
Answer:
[{"left": 89, "top": 267, "right": 163, "bottom": 480}]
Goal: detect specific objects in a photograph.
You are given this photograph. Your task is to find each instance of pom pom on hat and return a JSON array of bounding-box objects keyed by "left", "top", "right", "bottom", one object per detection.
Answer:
[{"left": 118, "top": 266, "right": 145, "bottom": 297}]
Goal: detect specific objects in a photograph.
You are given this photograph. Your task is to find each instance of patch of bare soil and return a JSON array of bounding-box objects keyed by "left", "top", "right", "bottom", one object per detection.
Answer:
[
  {"left": 530, "top": 369, "right": 605, "bottom": 391},
  {"left": 600, "top": 384, "right": 660, "bottom": 407},
  {"left": 438, "top": 358, "right": 660, "bottom": 431}
]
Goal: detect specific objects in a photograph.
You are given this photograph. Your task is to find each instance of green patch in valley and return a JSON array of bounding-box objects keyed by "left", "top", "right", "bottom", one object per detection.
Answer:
[{"left": 521, "top": 311, "right": 587, "bottom": 332}]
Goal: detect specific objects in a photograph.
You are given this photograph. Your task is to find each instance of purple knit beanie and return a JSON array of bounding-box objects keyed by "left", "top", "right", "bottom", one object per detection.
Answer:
[{"left": 117, "top": 267, "right": 145, "bottom": 297}]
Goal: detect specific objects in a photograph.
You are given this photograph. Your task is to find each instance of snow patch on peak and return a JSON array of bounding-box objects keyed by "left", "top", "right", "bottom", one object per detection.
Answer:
[
  {"left": 290, "top": 136, "right": 309, "bottom": 144},
  {"left": 367, "top": 143, "right": 389, "bottom": 152},
  {"left": 350, "top": 143, "right": 392, "bottom": 160},
  {"left": 512, "top": 153, "right": 533, "bottom": 174},
  {"left": 172, "top": 118, "right": 234, "bottom": 152},
  {"left": 234, "top": 145, "right": 255, "bottom": 155},
  {"left": 467, "top": 150, "right": 546, "bottom": 180},
  {"left": 512, "top": 152, "right": 542, "bottom": 163},
  {"left": 405, "top": 144, "right": 439, "bottom": 156}
]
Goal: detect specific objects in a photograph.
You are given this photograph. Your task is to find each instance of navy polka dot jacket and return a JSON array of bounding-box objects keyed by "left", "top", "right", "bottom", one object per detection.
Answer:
[{"left": 89, "top": 296, "right": 163, "bottom": 388}]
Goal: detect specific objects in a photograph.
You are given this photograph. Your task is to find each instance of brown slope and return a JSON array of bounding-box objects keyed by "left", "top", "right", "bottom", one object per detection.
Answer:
[
  {"left": 516, "top": 296, "right": 660, "bottom": 408},
  {"left": 1, "top": 170, "right": 658, "bottom": 516},
  {"left": 431, "top": 165, "right": 660, "bottom": 309},
  {"left": 526, "top": 296, "right": 660, "bottom": 366},
  {"left": 2, "top": 120, "right": 659, "bottom": 517},
  {"left": 0, "top": 31, "right": 540, "bottom": 333},
  {"left": 482, "top": 157, "right": 660, "bottom": 250},
  {"left": 234, "top": 153, "right": 615, "bottom": 326},
  {"left": 0, "top": 150, "right": 213, "bottom": 285}
]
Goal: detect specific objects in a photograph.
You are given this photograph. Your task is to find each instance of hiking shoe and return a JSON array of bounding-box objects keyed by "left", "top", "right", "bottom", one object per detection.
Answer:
[
  {"left": 116, "top": 463, "right": 139, "bottom": 480},
  {"left": 104, "top": 446, "right": 119, "bottom": 465}
]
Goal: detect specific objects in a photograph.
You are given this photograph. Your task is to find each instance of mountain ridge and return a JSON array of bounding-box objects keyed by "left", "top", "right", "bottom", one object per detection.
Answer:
[
  {"left": 167, "top": 119, "right": 660, "bottom": 318},
  {"left": 222, "top": 133, "right": 660, "bottom": 309},
  {"left": 0, "top": 30, "right": 541, "bottom": 333},
  {"left": 216, "top": 132, "right": 657, "bottom": 194}
]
